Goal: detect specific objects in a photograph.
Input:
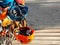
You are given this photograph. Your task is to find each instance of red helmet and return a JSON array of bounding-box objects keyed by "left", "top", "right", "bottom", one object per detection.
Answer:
[{"left": 15, "top": 0, "right": 25, "bottom": 5}]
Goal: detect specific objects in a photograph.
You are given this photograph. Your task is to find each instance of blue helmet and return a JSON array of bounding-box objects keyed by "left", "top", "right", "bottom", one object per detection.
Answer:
[
  {"left": 2, "top": 0, "right": 14, "bottom": 3},
  {"left": 0, "top": 0, "right": 14, "bottom": 9},
  {"left": 8, "top": 5, "right": 28, "bottom": 21}
]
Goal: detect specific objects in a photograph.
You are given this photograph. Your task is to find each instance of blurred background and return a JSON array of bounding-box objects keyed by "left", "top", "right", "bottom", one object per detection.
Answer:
[
  {"left": 25, "top": 0, "right": 60, "bottom": 29},
  {"left": 0, "top": 0, "right": 60, "bottom": 45}
]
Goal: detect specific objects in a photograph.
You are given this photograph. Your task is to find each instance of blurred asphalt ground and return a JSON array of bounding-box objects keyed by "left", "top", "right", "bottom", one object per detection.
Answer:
[{"left": 25, "top": 0, "right": 60, "bottom": 29}]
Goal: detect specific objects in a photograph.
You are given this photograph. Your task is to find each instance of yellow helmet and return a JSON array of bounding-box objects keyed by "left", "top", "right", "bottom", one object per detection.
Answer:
[{"left": 2, "top": 17, "right": 11, "bottom": 27}]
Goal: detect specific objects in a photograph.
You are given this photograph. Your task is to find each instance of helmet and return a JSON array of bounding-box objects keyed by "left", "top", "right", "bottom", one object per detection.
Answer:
[
  {"left": 20, "top": 6, "right": 28, "bottom": 16},
  {"left": 15, "top": 0, "right": 25, "bottom": 5},
  {"left": 0, "top": 0, "right": 14, "bottom": 8},
  {"left": 8, "top": 5, "right": 24, "bottom": 21},
  {"left": 14, "top": 26, "right": 34, "bottom": 44},
  {"left": 2, "top": 0, "right": 14, "bottom": 3},
  {"left": 8, "top": 5, "right": 28, "bottom": 21},
  {"left": 2, "top": 17, "right": 11, "bottom": 27}
]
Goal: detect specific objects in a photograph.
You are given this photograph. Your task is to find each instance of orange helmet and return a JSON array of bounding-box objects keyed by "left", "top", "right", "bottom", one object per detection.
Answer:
[
  {"left": 15, "top": 0, "right": 25, "bottom": 5},
  {"left": 14, "top": 26, "right": 34, "bottom": 44},
  {"left": 0, "top": 8, "right": 7, "bottom": 20}
]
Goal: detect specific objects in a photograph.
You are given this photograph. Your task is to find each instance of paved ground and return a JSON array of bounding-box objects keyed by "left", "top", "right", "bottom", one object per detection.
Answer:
[
  {"left": 25, "top": 0, "right": 60, "bottom": 2},
  {"left": 25, "top": 0, "right": 60, "bottom": 29}
]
